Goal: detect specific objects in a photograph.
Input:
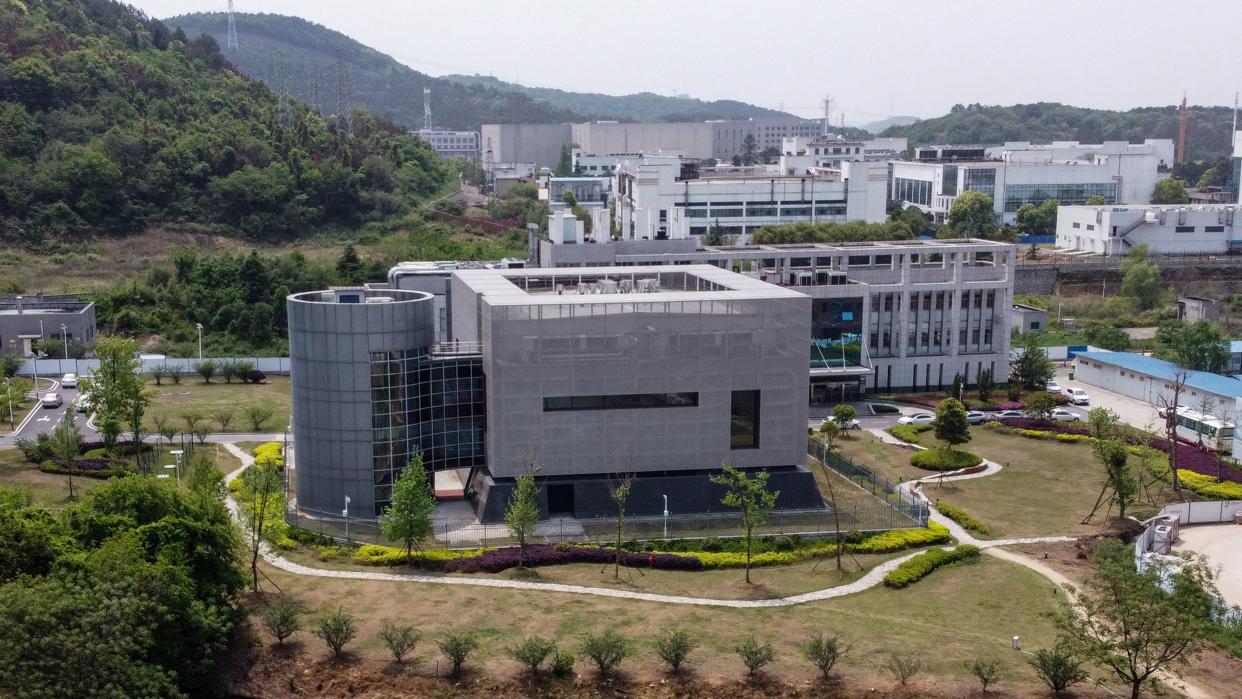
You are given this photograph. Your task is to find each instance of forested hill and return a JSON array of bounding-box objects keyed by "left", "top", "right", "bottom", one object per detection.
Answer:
[
  {"left": 164, "top": 12, "right": 788, "bottom": 127},
  {"left": 441, "top": 74, "right": 788, "bottom": 122},
  {"left": 164, "top": 12, "right": 583, "bottom": 130},
  {"left": 882, "top": 102, "right": 1236, "bottom": 162},
  {"left": 0, "top": 0, "right": 450, "bottom": 242}
]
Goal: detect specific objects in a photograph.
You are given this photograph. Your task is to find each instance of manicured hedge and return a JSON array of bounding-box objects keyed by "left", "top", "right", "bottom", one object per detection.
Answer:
[
  {"left": 39, "top": 459, "right": 131, "bottom": 479},
  {"left": 936, "top": 503, "right": 990, "bottom": 535},
  {"left": 889, "top": 423, "right": 933, "bottom": 443},
  {"left": 353, "top": 544, "right": 486, "bottom": 567},
  {"left": 910, "top": 448, "right": 981, "bottom": 471},
  {"left": 851, "top": 522, "right": 950, "bottom": 553},
  {"left": 443, "top": 544, "right": 705, "bottom": 573},
  {"left": 883, "top": 545, "right": 981, "bottom": 588},
  {"left": 252, "top": 441, "right": 285, "bottom": 469}
]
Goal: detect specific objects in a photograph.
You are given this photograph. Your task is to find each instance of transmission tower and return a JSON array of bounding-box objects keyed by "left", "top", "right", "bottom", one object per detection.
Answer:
[
  {"left": 821, "top": 94, "right": 834, "bottom": 137},
  {"left": 423, "top": 87, "right": 432, "bottom": 130},
  {"left": 226, "top": 0, "right": 239, "bottom": 51}
]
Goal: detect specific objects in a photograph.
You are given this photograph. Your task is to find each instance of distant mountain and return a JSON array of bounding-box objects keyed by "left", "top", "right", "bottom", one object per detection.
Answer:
[
  {"left": 164, "top": 12, "right": 583, "bottom": 129},
  {"left": 858, "top": 116, "right": 919, "bottom": 133},
  {"left": 882, "top": 102, "right": 1235, "bottom": 162},
  {"left": 441, "top": 73, "right": 789, "bottom": 123},
  {"left": 164, "top": 12, "right": 788, "bottom": 130}
]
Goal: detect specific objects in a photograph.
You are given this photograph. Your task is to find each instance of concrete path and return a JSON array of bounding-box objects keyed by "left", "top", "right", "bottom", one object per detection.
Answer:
[
  {"left": 869, "top": 427, "right": 1004, "bottom": 481},
  {"left": 1175, "top": 523, "right": 1242, "bottom": 609}
]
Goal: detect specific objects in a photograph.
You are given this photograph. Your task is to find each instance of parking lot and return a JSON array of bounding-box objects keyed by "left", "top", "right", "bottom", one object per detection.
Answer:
[
  {"left": 0, "top": 376, "right": 99, "bottom": 448},
  {"left": 1053, "top": 362, "right": 1164, "bottom": 430}
]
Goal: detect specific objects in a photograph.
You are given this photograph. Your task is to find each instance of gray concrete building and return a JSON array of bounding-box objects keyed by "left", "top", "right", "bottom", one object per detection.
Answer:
[
  {"left": 1011, "top": 303, "right": 1049, "bottom": 334},
  {"left": 0, "top": 294, "right": 96, "bottom": 356},
  {"left": 481, "top": 123, "right": 572, "bottom": 171}
]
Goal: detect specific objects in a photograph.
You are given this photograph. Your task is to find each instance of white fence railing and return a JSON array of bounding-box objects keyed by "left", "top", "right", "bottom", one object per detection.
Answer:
[
  {"left": 16, "top": 356, "right": 291, "bottom": 378},
  {"left": 1157, "top": 500, "right": 1242, "bottom": 525}
]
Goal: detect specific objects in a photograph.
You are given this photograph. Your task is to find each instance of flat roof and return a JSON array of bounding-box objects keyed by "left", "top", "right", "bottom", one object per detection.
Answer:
[
  {"left": 702, "top": 238, "right": 1007, "bottom": 253},
  {"left": 454, "top": 264, "right": 805, "bottom": 306},
  {"left": 1076, "top": 351, "right": 1242, "bottom": 400}
]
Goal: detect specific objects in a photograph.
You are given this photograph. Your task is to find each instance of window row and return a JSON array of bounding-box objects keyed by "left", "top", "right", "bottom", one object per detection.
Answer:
[{"left": 543, "top": 392, "right": 699, "bottom": 412}]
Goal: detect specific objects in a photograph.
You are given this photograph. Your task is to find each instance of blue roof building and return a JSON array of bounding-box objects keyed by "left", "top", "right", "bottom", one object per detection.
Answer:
[{"left": 1074, "top": 351, "right": 1242, "bottom": 409}]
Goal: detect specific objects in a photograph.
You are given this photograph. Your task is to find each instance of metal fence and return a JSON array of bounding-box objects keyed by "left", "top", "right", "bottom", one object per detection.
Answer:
[
  {"left": 807, "top": 438, "right": 928, "bottom": 519},
  {"left": 17, "top": 356, "right": 291, "bottom": 378}
]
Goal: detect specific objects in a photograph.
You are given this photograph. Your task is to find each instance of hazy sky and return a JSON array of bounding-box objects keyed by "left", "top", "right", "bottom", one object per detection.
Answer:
[{"left": 132, "top": 0, "right": 1242, "bottom": 124}]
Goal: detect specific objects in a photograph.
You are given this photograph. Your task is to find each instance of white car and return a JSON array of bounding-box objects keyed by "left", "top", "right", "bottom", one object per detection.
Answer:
[
  {"left": 897, "top": 412, "right": 936, "bottom": 425},
  {"left": 1050, "top": 408, "right": 1082, "bottom": 422},
  {"left": 61, "top": 373, "right": 77, "bottom": 389},
  {"left": 41, "top": 393, "right": 62, "bottom": 409},
  {"left": 827, "top": 416, "right": 862, "bottom": 430},
  {"left": 1063, "top": 387, "right": 1090, "bottom": 405},
  {"left": 1045, "top": 381, "right": 1062, "bottom": 393},
  {"left": 990, "top": 410, "right": 1025, "bottom": 421},
  {"left": 966, "top": 410, "right": 987, "bottom": 425}
]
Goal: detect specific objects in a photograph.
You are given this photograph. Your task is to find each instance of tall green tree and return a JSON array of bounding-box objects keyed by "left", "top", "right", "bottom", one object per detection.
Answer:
[
  {"left": 336, "top": 244, "right": 365, "bottom": 284},
  {"left": 709, "top": 462, "right": 779, "bottom": 584},
  {"left": 933, "top": 397, "right": 972, "bottom": 453},
  {"left": 1055, "top": 541, "right": 1215, "bottom": 699},
  {"left": 505, "top": 466, "right": 541, "bottom": 570},
  {"left": 49, "top": 410, "right": 83, "bottom": 500},
  {"left": 945, "top": 191, "right": 997, "bottom": 238},
  {"left": 1094, "top": 439, "right": 1135, "bottom": 519},
  {"left": 1120, "top": 245, "right": 1162, "bottom": 310},
  {"left": 1015, "top": 198, "right": 1059, "bottom": 235},
  {"left": 1154, "top": 319, "right": 1229, "bottom": 372},
  {"left": 380, "top": 454, "right": 437, "bottom": 562},
  {"left": 1011, "top": 336, "right": 1055, "bottom": 389},
  {"left": 239, "top": 457, "right": 282, "bottom": 592},
  {"left": 1085, "top": 194, "right": 1107, "bottom": 206},
  {"left": 740, "top": 133, "right": 759, "bottom": 165},
  {"left": 88, "top": 336, "right": 143, "bottom": 451},
  {"left": 1150, "top": 178, "right": 1190, "bottom": 205}
]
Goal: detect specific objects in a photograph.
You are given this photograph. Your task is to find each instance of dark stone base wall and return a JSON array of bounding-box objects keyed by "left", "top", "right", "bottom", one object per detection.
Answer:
[{"left": 469, "top": 466, "right": 824, "bottom": 524}]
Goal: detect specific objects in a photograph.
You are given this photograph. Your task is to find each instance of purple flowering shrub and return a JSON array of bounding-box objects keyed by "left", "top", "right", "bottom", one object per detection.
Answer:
[{"left": 444, "top": 543, "right": 703, "bottom": 573}]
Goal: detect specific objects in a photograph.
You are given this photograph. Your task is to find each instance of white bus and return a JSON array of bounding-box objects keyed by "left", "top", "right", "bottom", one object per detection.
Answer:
[{"left": 1173, "top": 406, "right": 1234, "bottom": 452}]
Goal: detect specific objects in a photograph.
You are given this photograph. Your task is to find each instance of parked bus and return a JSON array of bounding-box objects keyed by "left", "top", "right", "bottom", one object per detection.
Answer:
[{"left": 1172, "top": 406, "right": 1234, "bottom": 452}]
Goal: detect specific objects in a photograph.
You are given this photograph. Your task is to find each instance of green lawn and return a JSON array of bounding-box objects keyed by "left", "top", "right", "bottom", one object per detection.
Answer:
[
  {"left": 143, "top": 375, "right": 290, "bottom": 434},
  {"left": 834, "top": 431, "right": 922, "bottom": 484},
  {"left": 918, "top": 428, "right": 1147, "bottom": 540},
  {"left": 0, "top": 447, "right": 102, "bottom": 507},
  {"left": 259, "top": 554, "right": 1067, "bottom": 689}
]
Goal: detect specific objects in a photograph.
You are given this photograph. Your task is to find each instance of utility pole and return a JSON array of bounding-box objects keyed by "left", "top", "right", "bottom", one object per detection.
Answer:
[
  {"left": 1176, "top": 92, "right": 1189, "bottom": 165},
  {"left": 423, "top": 87, "right": 432, "bottom": 130},
  {"left": 226, "top": 0, "right": 240, "bottom": 51}
]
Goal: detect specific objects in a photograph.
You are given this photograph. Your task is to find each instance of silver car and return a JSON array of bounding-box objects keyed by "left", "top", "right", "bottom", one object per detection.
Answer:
[{"left": 966, "top": 410, "right": 986, "bottom": 425}]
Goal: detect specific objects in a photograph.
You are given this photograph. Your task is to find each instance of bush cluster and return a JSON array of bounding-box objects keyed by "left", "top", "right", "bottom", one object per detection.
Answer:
[
  {"left": 883, "top": 545, "right": 981, "bottom": 588},
  {"left": 851, "top": 522, "right": 951, "bottom": 553},
  {"left": 936, "top": 503, "right": 990, "bottom": 535},
  {"left": 889, "top": 423, "right": 933, "bottom": 443},
  {"left": 910, "top": 449, "right": 981, "bottom": 471},
  {"left": 443, "top": 544, "right": 705, "bottom": 573},
  {"left": 251, "top": 442, "right": 285, "bottom": 469},
  {"left": 352, "top": 545, "right": 485, "bottom": 567}
]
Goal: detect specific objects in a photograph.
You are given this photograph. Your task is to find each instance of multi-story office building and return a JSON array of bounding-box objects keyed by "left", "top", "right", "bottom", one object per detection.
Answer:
[
  {"left": 289, "top": 268, "right": 822, "bottom": 521},
  {"left": 530, "top": 235, "right": 1015, "bottom": 400},
  {"left": 1055, "top": 203, "right": 1242, "bottom": 255},
  {"left": 892, "top": 140, "right": 1173, "bottom": 225},
  {"left": 613, "top": 154, "right": 889, "bottom": 242},
  {"left": 415, "top": 129, "right": 480, "bottom": 161}
]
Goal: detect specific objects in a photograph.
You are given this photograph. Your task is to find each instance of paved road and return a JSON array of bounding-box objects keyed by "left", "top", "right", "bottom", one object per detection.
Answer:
[
  {"left": 1174, "top": 524, "right": 1242, "bottom": 609},
  {"left": 1052, "top": 363, "right": 1163, "bottom": 430},
  {"left": 0, "top": 382, "right": 99, "bottom": 448}
]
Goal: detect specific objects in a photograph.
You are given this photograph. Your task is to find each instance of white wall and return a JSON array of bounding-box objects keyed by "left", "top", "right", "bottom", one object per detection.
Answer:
[{"left": 1056, "top": 205, "right": 1241, "bottom": 255}]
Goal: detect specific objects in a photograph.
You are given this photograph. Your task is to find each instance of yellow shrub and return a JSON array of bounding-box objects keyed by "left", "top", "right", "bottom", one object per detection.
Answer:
[
  {"left": 352, "top": 544, "right": 486, "bottom": 566},
  {"left": 850, "top": 522, "right": 950, "bottom": 553},
  {"left": 1178, "top": 470, "right": 1242, "bottom": 500},
  {"left": 252, "top": 441, "right": 285, "bottom": 469}
]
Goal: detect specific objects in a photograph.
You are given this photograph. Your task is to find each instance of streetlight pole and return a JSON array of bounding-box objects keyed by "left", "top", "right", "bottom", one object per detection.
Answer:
[
  {"left": 4, "top": 377, "right": 13, "bottom": 430},
  {"left": 195, "top": 323, "right": 203, "bottom": 359},
  {"left": 662, "top": 494, "right": 669, "bottom": 539},
  {"left": 342, "top": 495, "right": 351, "bottom": 543},
  {"left": 60, "top": 323, "right": 68, "bottom": 360}
]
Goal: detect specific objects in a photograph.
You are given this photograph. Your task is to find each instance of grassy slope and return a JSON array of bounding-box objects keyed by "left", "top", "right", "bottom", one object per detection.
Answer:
[{"left": 143, "top": 375, "right": 291, "bottom": 434}]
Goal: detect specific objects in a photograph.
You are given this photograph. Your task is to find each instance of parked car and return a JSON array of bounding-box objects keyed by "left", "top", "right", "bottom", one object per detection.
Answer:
[
  {"left": 966, "top": 410, "right": 987, "bottom": 425},
  {"left": 826, "top": 416, "right": 862, "bottom": 430},
  {"left": 989, "top": 410, "right": 1025, "bottom": 421},
  {"left": 1045, "top": 381, "right": 1062, "bottom": 393},
  {"left": 60, "top": 373, "right": 77, "bottom": 389},
  {"left": 897, "top": 412, "right": 936, "bottom": 425},
  {"left": 74, "top": 394, "right": 92, "bottom": 413},
  {"left": 1063, "top": 387, "right": 1090, "bottom": 405},
  {"left": 41, "top": 393, "right": 62, "bottom": 409},
  {"left": 1050, "top": 408, "right": 1082, "bottom": 422}
]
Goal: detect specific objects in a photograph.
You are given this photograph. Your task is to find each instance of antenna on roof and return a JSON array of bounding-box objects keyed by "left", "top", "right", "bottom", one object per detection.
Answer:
[{"left": 226, "top": 0, "right": 239, "bottom": 51}]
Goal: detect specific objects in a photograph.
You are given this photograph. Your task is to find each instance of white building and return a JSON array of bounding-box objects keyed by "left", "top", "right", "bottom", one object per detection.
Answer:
[
  {"left": 613, "top": 154, "right": 888, "bottom": 242},
  {"left": 415, "top": 129, "right": 480, "bottom": 161},
  {"left": 891, "top": 140, "right": 1173, "bottom": 226},
  {"left": 1055, "top": 204, "right": 1241, "bottom": 256}
]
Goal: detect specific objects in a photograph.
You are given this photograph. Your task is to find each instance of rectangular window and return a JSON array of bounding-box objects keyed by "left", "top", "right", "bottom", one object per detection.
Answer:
[
  {"left": 1175, "top": 225, "right": 1196, "bottom": 233},
  {"left": 730, "top": 390, "right": 760, "bottom": 449},
  {"left": 1206, "top": 225, "right": 1225, "bottom": 233},
  {"left": 543, "top": 392, "right": 699, "bottom": 411}
]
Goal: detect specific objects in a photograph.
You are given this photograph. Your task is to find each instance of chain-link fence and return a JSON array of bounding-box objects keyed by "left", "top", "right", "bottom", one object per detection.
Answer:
[{"left": 807, "top": 438, "right": 927, "bottom": 515}]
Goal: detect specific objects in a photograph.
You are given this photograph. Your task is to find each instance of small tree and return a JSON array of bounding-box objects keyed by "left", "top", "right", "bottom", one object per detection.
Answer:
[
  {"left": 654, "top": 628, "right": 697, "bottom": 674},
  {"left": 734, "top": 636, "right": 775, "bottom": 677},
  {"left": 378, "top": 622, "right": 420, "bottom": 663},
  {"left": 709, "top": 462, "right": 779, "bottom": 584},
  {"left": 1157, "top": 370, "right": 1188, "bottom": 492},
  {"left": 977, "top": 369, "right": 995, "bottom": 402},
  {"left": 181, "top": 411, "right": 204, "bottom": 435},
  {"left": 831, "top": 403, "right": 857, "bottom": 427},
  {"left": 193, "top": 359, "right": 217, "bottom": 384},
  {"left": 802, "top": 632, "right": 849, "bottom": 681},
  {"left": 211, "top": 408, "right": 236, "bottom": 432},
  {"left": 48, "top": 410, "right": 83, "bottom": 500},
  {"left": 505, "top": 466, "right": 541, "bottom": 570},
  {"left": 1055, "top": 541, "right": 1215, "bottom": 699},
  {"left": 579, "top": 630, "right": 627, "bottom": 675},
  {"left": 219, "top": 359, "right": 238, "bottom": 384},
  {"left": 261, "top": 598, "right": 303, "bottom": 646},
  {"left": 509, "top": 635, "right": 557, "bottom": 676},
  {"left": 818, "top": 418, "right": 842, "bottom": 451},
  {"left": 148, "top": 364, "right": 166, "bottom": 386},
  {"left": 168, "top": 365, "right": 182, "bottom": 384},
  {"left": 885, "top": 652, "right": 923, "bottom": 686},
  {"left": 1087, "top": 407, "right": 1120, "bottom": 441},
  {"left": 438, "top": 632, "right": 478, "bottom": 677},
  {"left": 1024, "top": 392, "right": 1058, "bottom": 422},
  {"left": 187, "top": 455, "right": 225, "bottom": 500},
  {"left": 1011, "top": 337, "right": 1055, "bottom": 389},
  {"left": 933, "top": 397, "right": 972, "bottom": 453},
  {"left": 1030, "top": 645, "right": 1086, "bottom": 697},
  {"left": 609, "top": 475, "right": 632, "bottom": 579},
  {"left": 1095, "top": 439, "right": 1136, "bottom": 519},
  {"left": 380, "top": 455, "right": 436, "bottom": 562},
  {"left": 312, "top": 607, "right": 357, "bottom": 658},
  {"left": 243, "top": 404, "right": 274, "bottom": 431},
  {"left": 240, "top": 456, "right": 282, "bottom": 591},
  {"left": 965, "top": 657, "right": 1002, "bottom": 694}
]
